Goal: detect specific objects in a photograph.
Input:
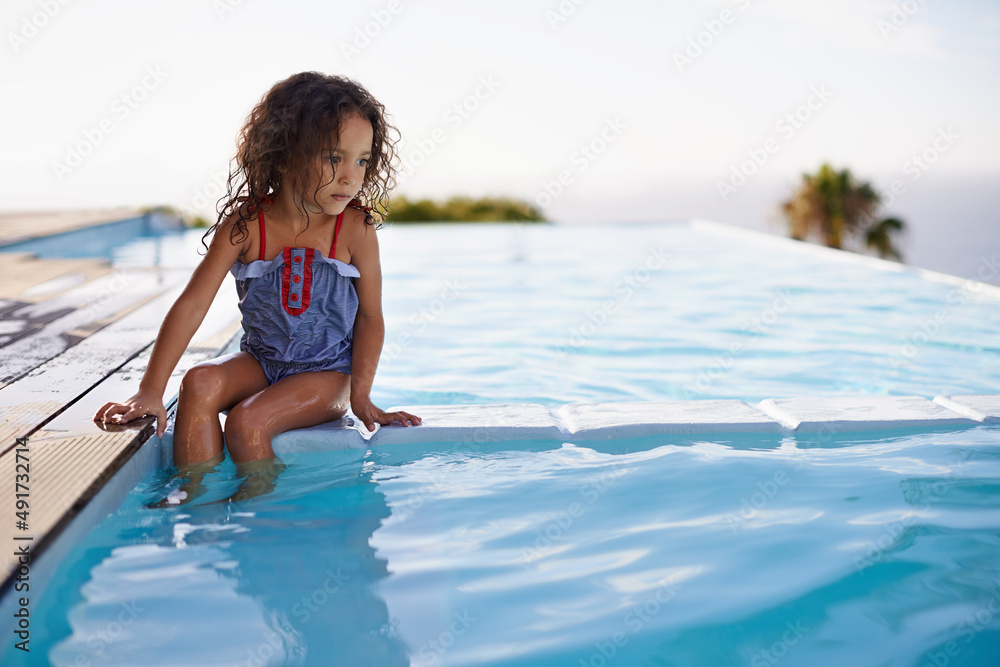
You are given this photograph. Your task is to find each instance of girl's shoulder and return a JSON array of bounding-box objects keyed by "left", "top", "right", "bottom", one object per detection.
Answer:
[
  {"left": 338, "top": 203, "right": 376, "bottom": 242},
  {"left": 211, "top": 206, "right": 255, "bottom": 262},
  {"left": 344, "top": 203, "right": 372, "bottom": 228},
  {"left": 340, "top": 204, "right": 379, "bottom": 264}
]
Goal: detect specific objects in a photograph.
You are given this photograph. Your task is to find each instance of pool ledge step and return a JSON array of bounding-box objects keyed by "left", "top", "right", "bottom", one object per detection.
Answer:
[
  {"left": 556, "top": 400, "right": 780, "bottom": 438},
  {"left": 755, "top": 395, "right": 980, "bottom": 432},
  {"left": 932, "top": 395, "right": 1000, "bottom": 423},
  {"left": 265, "top": 403, "right": 565, "bottom": 456},
  {"left": 252, "top": 395, "right": 997, "bottom": 455}
]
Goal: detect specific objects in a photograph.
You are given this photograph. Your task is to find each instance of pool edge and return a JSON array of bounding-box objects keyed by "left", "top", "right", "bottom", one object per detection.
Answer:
[{"left": 688, "top": 218, "right": 1000, "bottom": 298}]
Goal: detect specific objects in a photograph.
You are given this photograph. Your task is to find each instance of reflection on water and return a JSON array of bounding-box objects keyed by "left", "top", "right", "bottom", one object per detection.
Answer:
[
  {"left": 44, "top": 450, "right": 410, "bottom": 666},
  {"left": 13, "top": 418, "right": 1000, "bottom": 664}
]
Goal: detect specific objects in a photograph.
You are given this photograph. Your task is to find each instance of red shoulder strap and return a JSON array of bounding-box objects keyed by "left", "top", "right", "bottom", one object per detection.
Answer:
[
  {"left": 255, "top": 195, "right": 273, "bottom": 261},
  {"left": 330, "top": 198, "right": 373, "bottom": 258},
  {"left": 330, "top": 209, "right": 345, "bottom": 259},
  {"left": 257, "top": 207, "right": 267, "bottom": 261}
]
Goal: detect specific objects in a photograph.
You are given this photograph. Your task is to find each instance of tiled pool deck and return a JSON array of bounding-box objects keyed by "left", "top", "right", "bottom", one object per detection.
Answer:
[{"left": 0, "top": 213, "right": 997, "bottom": 593}]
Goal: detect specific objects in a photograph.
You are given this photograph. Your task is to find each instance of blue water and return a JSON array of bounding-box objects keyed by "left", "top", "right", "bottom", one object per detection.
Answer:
[
  {"left": 15, "top": 425, "right": 1000, "bottom": 666},
  {"left": 4, "top": 221, "right": 999, "bottom": 665},
  {"left": 5, "top": 221, "right": 999, "bottom": 402},
  {"left": 0, "top": 214, "right": 189, "bottom": 264},
  {"left": 376, "top": 222, "right": 1000, "bottom": 405}
]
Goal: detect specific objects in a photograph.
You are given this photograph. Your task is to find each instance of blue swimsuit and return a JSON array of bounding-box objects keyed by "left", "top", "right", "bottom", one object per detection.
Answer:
[{"left": 229, "top": 205, "right": 360, "bottom": 385}]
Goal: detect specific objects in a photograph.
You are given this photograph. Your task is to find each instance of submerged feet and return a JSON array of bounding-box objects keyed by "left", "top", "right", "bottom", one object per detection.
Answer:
[
  {"left": 147, "top": 454, "right": 287, "bottom": 508},
  {"left": 146, "top": 454, "right": 224, "bottom": 508},
  {"left": 220, "top": 458, "right": 287, "bottom": 503}
]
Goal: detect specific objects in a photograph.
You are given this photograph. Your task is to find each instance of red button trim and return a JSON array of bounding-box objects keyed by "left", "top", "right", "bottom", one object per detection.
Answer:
[
  {"left": 281, "top": 247, "right": 313, "bottom": 316},
  {"left": 293, "top": 275, "right": 301, "bottom": 283},
  {"left": 294, "top": 256, "right": 302, "bottom": 263}
]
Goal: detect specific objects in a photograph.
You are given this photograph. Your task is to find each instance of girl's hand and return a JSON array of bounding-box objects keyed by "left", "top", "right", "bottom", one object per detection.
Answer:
[
  {"left": 94, "top": 389, "right": 168, "bottom": 438},
  {"left": 350, "top": 396, "right": 421, "bottom": 433}
]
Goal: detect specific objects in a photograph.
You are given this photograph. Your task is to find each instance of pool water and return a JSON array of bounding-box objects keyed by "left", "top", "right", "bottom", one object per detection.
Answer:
[
  {"left": 5, "top": 220, "right": 999, "bottom": 665},
  {"left": 23, "top": 424, "right": 1000, "bottom": 666},
  {"left": 371, "top": 222, "right": 1000, "bottom": 406},
  {"left": 0, "top": 214, "right": 189, "bottom": 265},
  {"left": 8, "top": 220, "right": 999, "bottom": 402}
]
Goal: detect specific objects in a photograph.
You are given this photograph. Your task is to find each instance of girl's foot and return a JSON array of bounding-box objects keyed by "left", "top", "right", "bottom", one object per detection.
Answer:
[
  {"left": 211, "top": 457, "right": 287, "bottom": 504},
  {"left": 146, "top": 455, "right": 224, "bottom": 508}
]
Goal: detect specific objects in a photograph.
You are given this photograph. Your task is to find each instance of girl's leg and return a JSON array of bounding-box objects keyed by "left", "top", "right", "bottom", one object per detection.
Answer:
[
  {"left": 173, "top": 351, "right": 270, "bottom": 466},
  {"left": 146, "top": 455, "right": 223, "bottom": 508},
  {"left": 217, "top": 370, "right": 351, "bottom": 503},
  {"left": 223, "top": 369, "right": 352, "bottom": 463},
  {"left": 219, "top": 457, "right": 288, "bottom": 503}
]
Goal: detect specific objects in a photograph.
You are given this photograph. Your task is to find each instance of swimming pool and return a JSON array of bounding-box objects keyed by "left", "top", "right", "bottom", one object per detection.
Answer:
[
  {"left": 10, "top": 219, "right": 995, "bottom": 403},
  {"left": 3, "top": 220, "right": 999, "bottom": 665},
  {"left": 21, "top": 424, "right": 1000, "bottom": 666},
  {"left": 371, "top": 220, "right": 1000, "bottom": 406},
  {"left": 0, "top": 212, "right": 188, "bottom": 265}
]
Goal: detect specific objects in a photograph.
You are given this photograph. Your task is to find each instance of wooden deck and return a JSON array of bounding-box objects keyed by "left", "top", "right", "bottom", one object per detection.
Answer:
[{"left": 0, "top": 212, "right": 241, "bottom": 588}]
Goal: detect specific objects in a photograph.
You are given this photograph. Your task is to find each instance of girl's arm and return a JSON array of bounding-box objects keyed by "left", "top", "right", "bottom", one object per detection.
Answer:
[
  {"left": 349, "top": 218, "right": 421, "bottom": 432},
  {"left": 94, "top": 217, "right": 245, "bottom": 436}
]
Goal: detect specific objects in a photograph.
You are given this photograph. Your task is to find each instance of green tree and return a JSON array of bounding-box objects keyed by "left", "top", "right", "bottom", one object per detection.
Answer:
[
  {"left": 780, "top": 163, "right": 906, "bottom": 261},
  {"left": 385, "top": 195, "right": 546, "bottom": 223}
]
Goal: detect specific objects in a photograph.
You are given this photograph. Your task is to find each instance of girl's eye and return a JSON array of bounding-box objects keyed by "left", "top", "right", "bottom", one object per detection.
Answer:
[{"left": 328, "top": 156, "right": 367, "bottom": 166}]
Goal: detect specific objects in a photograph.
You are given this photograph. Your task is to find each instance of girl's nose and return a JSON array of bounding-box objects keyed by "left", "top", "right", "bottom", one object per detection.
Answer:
[{"left": 340, "top": 163, "right": 362, "bottom": 184}]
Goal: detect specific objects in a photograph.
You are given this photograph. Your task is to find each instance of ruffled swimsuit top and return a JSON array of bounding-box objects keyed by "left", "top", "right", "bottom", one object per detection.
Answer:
[{"left": 229, "top": 204, "right": 360, "bottom": 376}]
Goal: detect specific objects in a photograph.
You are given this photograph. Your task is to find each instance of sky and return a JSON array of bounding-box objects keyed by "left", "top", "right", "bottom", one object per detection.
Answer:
[{"left": 1, "top": 0, "right": 998, "bottom": 278}]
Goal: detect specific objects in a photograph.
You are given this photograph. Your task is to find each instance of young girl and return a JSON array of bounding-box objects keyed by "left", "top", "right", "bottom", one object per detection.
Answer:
[{"left": 94, "top": 72, "right": 420, "bottom": 497}]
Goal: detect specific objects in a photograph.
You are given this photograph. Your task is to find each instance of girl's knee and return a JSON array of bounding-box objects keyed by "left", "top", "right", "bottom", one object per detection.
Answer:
[
  {"left": 224, "top": 401, "right": 277, "bottom": 463},
  {"left": 180, "top": 363, "right": 226, "bottom": 403},
  {"left": 224, "top": 400, "right": 270, "bottom": 441}
]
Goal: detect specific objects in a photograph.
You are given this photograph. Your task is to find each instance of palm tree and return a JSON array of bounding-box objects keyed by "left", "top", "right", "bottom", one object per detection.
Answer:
[
  {"left": 864, "top": 217, "right": 905, "bottom": 261},
  {"left": 780, "top": 163, "right": 906, "bottom": 261}
]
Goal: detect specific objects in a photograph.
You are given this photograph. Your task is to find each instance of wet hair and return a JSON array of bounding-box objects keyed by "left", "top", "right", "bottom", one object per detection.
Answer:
[{"left": 202, "top": 71, "right": 400, "bottom": 252}]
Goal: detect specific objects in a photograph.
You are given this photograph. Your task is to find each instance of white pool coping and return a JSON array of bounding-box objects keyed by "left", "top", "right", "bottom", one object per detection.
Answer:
[{"left": 195, "top": 394, "right": 1000, "bottom": 456}]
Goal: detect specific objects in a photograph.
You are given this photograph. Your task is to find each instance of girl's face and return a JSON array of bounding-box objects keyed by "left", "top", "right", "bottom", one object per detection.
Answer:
[{"left": 308, "top": 113, "right": 374, "bottom": 216}]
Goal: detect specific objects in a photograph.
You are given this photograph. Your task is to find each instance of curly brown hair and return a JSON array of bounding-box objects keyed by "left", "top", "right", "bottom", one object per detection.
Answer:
[{"left": 202, "top": 71, "right": 400, "bottom": 251}]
